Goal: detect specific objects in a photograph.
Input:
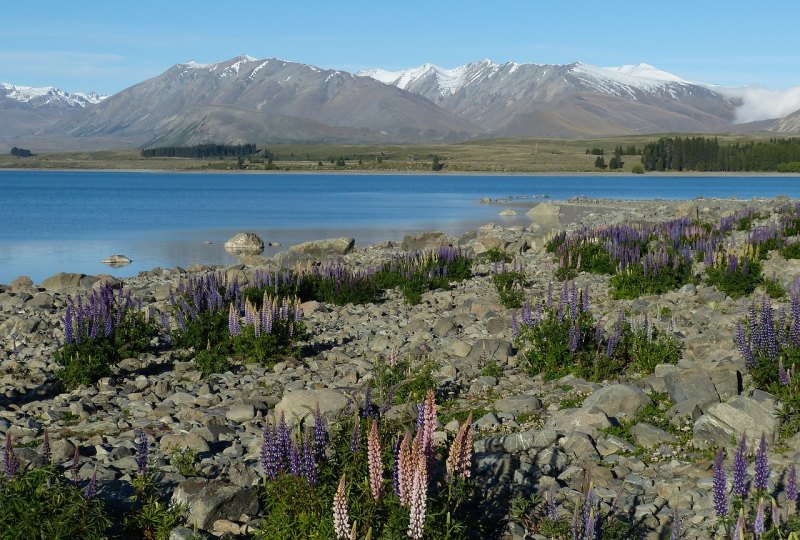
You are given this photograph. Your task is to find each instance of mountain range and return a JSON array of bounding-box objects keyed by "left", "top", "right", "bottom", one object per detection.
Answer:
[{"left": 2, "top": 55, "right": 799, "bottom": 151}]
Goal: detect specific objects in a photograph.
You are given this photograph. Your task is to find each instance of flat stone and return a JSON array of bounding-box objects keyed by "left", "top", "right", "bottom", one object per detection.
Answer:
[
  {"left": 526, "top": 202, "right": 560, "bottom": 216},
  {"left": 401, "top": 231, "right": 447, "bottom": 251},
  {"left": 226, "top": 404, "right": 256, "bottom": 423},
  {"left": 274, "top": 388, "right": 349, "bottom": 425},
  {"left": 493, "top": 395, "right": 542, "bottom": 414},
  {"left": 289, "top": 237, "right": 355, "bottom": 256},
  {"left": 693, "top": 395, "right": 781, "bottom": 449},
  {"left": 664, "top": 369, "right": 720, "bottom": 410},
  {"left": 101, "top": 254, "right": 132, "bottom": 267},
  {"left": 172, "top": 478, "right": 258, "bottom": 530},
  {"left": 40, "top": 272, "right": 99, "bottom": 291},
  {"left": 631, "top": 422, "right": 678, "bottom": 447},
  {"left": 581, "top": 384, "right": 651, "bottom": 421},
  {"left": 546, "top": 407, "right": 612, "bottom": 437}
]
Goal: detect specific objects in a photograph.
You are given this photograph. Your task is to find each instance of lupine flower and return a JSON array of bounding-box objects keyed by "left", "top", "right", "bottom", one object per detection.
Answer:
[
  {"left": 260, "top": 423, "right": 279, "bottom": 480},
  {"left": 71, "top": 446, "right": 80, "bottom": 484},
  {"left": 4, "top": 434, "right": 19, "bottom": 480},
  {"left": 754, "top": 433, "right": 769, "bottom": 492},
  {"left": 733, "top": 509, "right": 745, "bottom": 540},
  {"left": 392, "top": 436, "right": 401, "bottom": 496},
  {"left": 289, "top": 439, "right": 301, "bottom": 477},
  {"left": 546, "top": 483, "right": 559, "bottom": 521},
  {"left": 83, "top": 468, "right": 97, "bottom": 499},
  {"left": 754, "top": 497, "right": 766, "bottom": 536},
  {"left": 583, "top": 486, "right": 597, "bottom": 540},
  {"left": 228, "top": 303, "right": 241, "bottom": 336},
  {"left": 407, "top": 445, "right": 428, "bottom": 540},
  {"left": 398, "top": 432, "right": 413, "bottom": 506},
  {"left": 779, "top": 358, "right": 791, "bottom": 386},
  {"left": 332, "top": 475, "right": 350, "bottom": 540},
  {"left": 361, "top": 386, "right": 372, "bottom": 418},
  {"left": 135, "top": 431, "right": 148, "bottom": 478},
  {"left": 713, "top": 447, "right": 728, "bottom": 518},
  {"left": 787, "top": 465, "right": 798, "bottom": 505},
  {"left": 314, "top": 403, "right": 328, "bottom": 462},
  {"left": 733, "top": 434, "right": 748, "bottom": 498},
  {"left": 302, "top": 432, "right": 316, "bottom": 487},
  {"left": 366, "top": 420, "right": 384, "bottom": 501},
  {"left": 772, "top": 497, "right": 781, "bottom": 528},
  {"left": 445, "top": 413, "right": 473, "bottom": 482},
  {"left": 671, "top": 507, "right": 682, "bottom": 540},
  {"left": 40, "top": 428, "right": 51, "bottom": 464},
  {"left": 349, "top": 418, "right": 360, "bottom": 455}
]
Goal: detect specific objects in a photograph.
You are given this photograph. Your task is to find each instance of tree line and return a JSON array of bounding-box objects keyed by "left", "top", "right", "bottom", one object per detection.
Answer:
[
  {"left": 140, "top": 143, "right": 260, "bottom": 159},
  {"left": 641, "top": 136, "right": 800, "bottom": 172},
  {"left": 10, "top": 147, "right": 33, "bottom": 157}
]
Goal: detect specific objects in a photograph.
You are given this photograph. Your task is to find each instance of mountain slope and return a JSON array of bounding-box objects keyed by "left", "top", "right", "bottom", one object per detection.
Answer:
[
  {"left": 358, "top": 61, "right": 736, "bottom": 136},
  {"left": 733, "top": 108, "right": 800, "bottom": 134},
  {"left": 0, "top": 83, "right": 105, "bottom": 138},
  {"left": 59, "top": 56, "right": 481, "bottom": 146}
]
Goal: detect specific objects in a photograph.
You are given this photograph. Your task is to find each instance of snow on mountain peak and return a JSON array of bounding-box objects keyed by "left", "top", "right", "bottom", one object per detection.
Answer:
[{"left": 0, "top": 82, "right": 106, "bottom": 107}]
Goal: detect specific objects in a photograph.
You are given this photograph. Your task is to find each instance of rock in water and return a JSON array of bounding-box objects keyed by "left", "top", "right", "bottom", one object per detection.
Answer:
[
  {"left": 289, "top": 237, "right": 355, "bottom": 256},
  {"left": 224, "top": 232, "right": 264, "bottom": 253},
  {"left": 101, "top": 254, "right": 132, "bottom": 267},
  {"left": 526, "top": 202, "right": 560, "bottom": 216},
  {"left": 498, "top": 209, "right": 517, "bottom": 216}
]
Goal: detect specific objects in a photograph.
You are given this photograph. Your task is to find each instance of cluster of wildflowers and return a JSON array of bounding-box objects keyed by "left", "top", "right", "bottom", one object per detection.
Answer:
[
  {"left": 3, "top": 434, "right": 19, "bottom": 480},
  {"left": 735, "top": 294, "right": 800, "bottom": 369},
  {"left": 513, "top": 281, "right": 679, "bottom": 380},
  {"left": 492, "top": 259, "right": 527, "bottom": 308},
  {"left": 61, "top": 283, "right": 135, "bottom": 346},
  {"left": 259, "top": 411, "right": 323, "bottom": 487}
]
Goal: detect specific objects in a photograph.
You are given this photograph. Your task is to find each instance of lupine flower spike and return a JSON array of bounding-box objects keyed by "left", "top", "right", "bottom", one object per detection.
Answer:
[
  {"left": 83, "top": 468, "right": 97, "bottom": 499},
  {"left": 407, "top": 442, "right": 428, "bottom": 540},
  {"left": 787, "top": 464, "right": 798, "bottom": 514},
  {"left": 733, "top": 434, "right": 748, "bottom": 498},
  {"left": 71, "top": 445, "right": 80, "bottom": 484},
  {"left": 332, "top": 475, "right": 350, "bottom": 540},
  {"left": 754, "top": 497, "right": 766, "bottom": 536},
  {"left": 367, "top": 419, "right": 383, "bottom": 501},
  {"left": 40, "top": 428, "right": 51, "bottom": 464},
  {"left": 4, "top": 433, "right": 19, "bottom": 480},
  {"left": 445, "top": 413, "right": 473, "bottom": 482},
  {"left": 754, "top": 433, "right": 769, "bottom": 492},
  {"left": 671, "top": 507, "right": 682, "bottom": 540},
  {"left": 713, "top": 447, "right": 728, "bottom": 518}
]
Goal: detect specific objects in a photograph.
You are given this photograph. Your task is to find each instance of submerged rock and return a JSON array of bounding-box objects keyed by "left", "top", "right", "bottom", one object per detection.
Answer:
[
  {"left": 224, "top": 232, "right": 264, "bottom": 253},
  {"left": 101, "top": 254, "right": 132, "bottom": 267}
]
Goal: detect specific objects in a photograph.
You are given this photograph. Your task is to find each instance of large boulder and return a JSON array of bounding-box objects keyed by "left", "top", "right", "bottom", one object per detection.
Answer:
[
  {"left": 693, "top": 394, "right": 781, "bottom": 449},
  {"left": 664, "top": 368, "right": 721, "bottom": 411},
  {"left": 224, "top": 232, "right": 264, "bottom": 253},
  {"left": 274, "top": 388, "right": 350, "bottom": 425},
  {"left": 172, "top": 479, "right": 258, "bottom": 530},
  {"left": 581, "top": 384, "right": 651, "bottom": 421},
  {"left": 546, "top": 407, "right": 613, "bottom": 437},
  {"left": 101, "top": 254, "right": 132, "bottom": 267},
  {"left": 289, "top": 237, "right": 355, "bottom": 256},
  {"left": 526, "top": 202, "right": 560, "bottom": 216},
  {"left": 41, "top": 272, "right": 99, "bottom": 291},
  {"left": 401, "top": 231, "right": 448, "bottom": 251}
]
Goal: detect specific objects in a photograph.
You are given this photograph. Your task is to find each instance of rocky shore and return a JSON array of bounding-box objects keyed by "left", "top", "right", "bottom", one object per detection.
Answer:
[{"left": 2, "top": 196, "right": 799, "bottom": 539}]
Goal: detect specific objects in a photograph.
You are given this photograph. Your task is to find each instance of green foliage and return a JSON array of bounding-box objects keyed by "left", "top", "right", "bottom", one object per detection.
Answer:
[
  {"left": 0, "top": 465, "right": 111, "bottom": 539},
  {"left": 10, "top": 146, "right": 34, "bottom": 158},
  {"left": 764, "top": 276, "right": 786, "bottom": 299},
  {"left": 587, "top": 147, "right": 604, "bottom": 155},
  {"left": 169, "top": 447, "right": 202, "bottom": 477},
  {"left": 431, "top": 154, "right": 444, "bottom": 171},
  {"left": 555, "top": 242, "right": 616, "bottom": 280},
  {"left": 594, "top": 156, "right": 607, "bottom": 169},
  {"left": 705, "top": 256, "right": 763, "bottom": 298},
  {"left": 125, "top": 495, "right": 185, "bottom": 540},
  {"left": 255, "top": 415, "right": 476, "bottom": 540},
  {"left": 481, "top": 359, "right": 503, "bottom": 378},
  {"left": 631, "top": 164, "right": 645, "bottom": 174},
  {"left": 610, "top": 260, "right": 693, "bottom": 299},
  {"left": 781, "top": 242, "right": 800, "bottom": 259},
  {"left": 777, "top": 161, "right": 800, "bottom": 172},
  {"left": 193, "top": 348, "right": 231, "bottom": 378},
  {"left": 492, "top": 269, "right": 526, "bottom": 308},
  {"left": 141, "top": 143, "right": 258, "bottom": 159},
  {"left": 641, "top": 136, "right": 800, "bottom": 172},
  {"left": 483, "top": 247, "right": 513, "bottom": 263},
  {"left": 374, "top": 249, "right": 472, "bottom": 305}
]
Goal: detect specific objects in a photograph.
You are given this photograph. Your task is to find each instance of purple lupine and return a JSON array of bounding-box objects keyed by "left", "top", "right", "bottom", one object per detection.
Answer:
[
  {"left": 713, "top": 447, "right": 728, "bottom": 518},
  {"left": 135, "top": 430, "right": 148, "bottom": 478},
  {"left": 302, "top": 432, "right": 316, "bottom": 487},
  {"left": 546, "top": 483, "right": 559, "bottom": 521},
  {"left": 754, "top": 498, "right": 766, "bottom": 536},
  {"left": 583, "top": 487, "right": 597, "bottom": 540},
  {"left": 314, "top": 404, "right": 328, "bottom": 462},
  {"left": 788, "top": 465, "right": 798, "bottom": 505},
  {"left": 83, "top": 469, "right": 97, "bottom": 499},
  {"left": 40, "top": 428, "right": 51, "bottom": 464},
  {"left": 260, "top": 424, "right": 279, "bottom": 480},
  {"left": 779, "top": 358, "right": 791, "bottom": 386},
  {"left": 361, "top": 386, "right": 373, "bottom": 419},
  {"left": 288, "top": 439, "right": 301, "bottom": 477},
  {"left": 392, "top": 436, "right": 401, "bottom": 496},
  {"left": 733, "top": 510, "right": 745, "bottom": 540},
  {"left": 772, "top": 498, "right": 781, "bottom": 528},
  {"left": 733, "top": 435, "right": 748, "bottom": 498},
  {"left": 671, "top": 507, "right": 682, "bottom": 540},
  {"left": 511, "top": 312, "right": 519, "bottom": 338},
  {"left": 4, "top": 434, "right": 19, "bottom": 480},
  {"left": 569, "top": 323, "right": 580, "bottom": 354},
  {"left": 754, "top": 433, "right": 769, "bottom": 492},
  {"left": 71, "top": 446, "right": 80, "bottom": 484},
  {"left": 349, "top": 419, "right": 361, "bottom": 454}
]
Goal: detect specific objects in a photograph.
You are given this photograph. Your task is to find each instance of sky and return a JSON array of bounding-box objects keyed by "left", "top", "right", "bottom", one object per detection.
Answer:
[{"left": 2, "top": 0, "right": 799, "bottom": 97}]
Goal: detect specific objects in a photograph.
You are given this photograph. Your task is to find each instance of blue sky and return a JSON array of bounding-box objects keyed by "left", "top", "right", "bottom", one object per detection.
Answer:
[{"left": 2, "top": 0, "right": 798, "bottom": 95}]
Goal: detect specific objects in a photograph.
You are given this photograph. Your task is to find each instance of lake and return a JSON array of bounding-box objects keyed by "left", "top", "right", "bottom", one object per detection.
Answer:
[{"left": 1, "top": 170, "right": 799, "bottom": 283}]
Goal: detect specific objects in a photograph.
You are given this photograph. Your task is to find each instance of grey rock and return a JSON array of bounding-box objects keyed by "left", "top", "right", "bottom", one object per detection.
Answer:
[
  {"left": 581, "top": 384, "right": 651, "bottom": 421},
  {"left": 160, "top": 432, "right": 212, "bottom": 454},
  {"left": 474, "top": 412, "right": 501, "bottom": 429},
  {"left": 226, "top": 404, "right": 256, "bottom": 423},
  {"left": 101, "top": 254, "right": 132, "bottom": 267},
  {"left": 631, "top": 422, "right": 678, "bottom": 447},
  {"left": 501, "top": 428, "right": 559, "bottom": 453},
  {"left": 289, "top": 237, "right": 355, "bottom": 256},
  {"left": 401, "top": 231, "right": 447, "bottom": 251},
  {"left": 469, "top": 338, "right": 513, "bottom": 362},
  {"left": 172, "top": 478, "right": 259, "bottom": 530},
  {"left": 493, "top": 395, "right": 542, "bottom": 414},
  {"left": 40, "top": 272, "right": 99, "bottom": 291},
  {"left": 224, "top": 232, "right": 264, "bottom": 253},
  {"left": 693, "top": 395, "right": 781, "bottom": 449},
  {"left": 526, "top": 202, "right": 560, "bottom": 216},
  {"left": 664, "top": 369, "right": 720, "bottom": 410},
  {"left": 274, "top": 388, "right": 349, "bottom": 424},
  {"left": 546, "top": 407, "right": 612, "bottom": 436}
]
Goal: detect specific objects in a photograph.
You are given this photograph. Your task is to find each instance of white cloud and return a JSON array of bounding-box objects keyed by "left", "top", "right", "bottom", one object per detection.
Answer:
[{"left": 713, "top": 85, "right": 800, "bottom": 123}]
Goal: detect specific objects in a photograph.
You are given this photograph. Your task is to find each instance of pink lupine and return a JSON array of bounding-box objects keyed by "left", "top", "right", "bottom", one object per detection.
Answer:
[
  {"left": 397, "top": 432, "right": 413, "bottom": 506},
  {"left": 446, "top": 413, "right": 473, "bottom": 482},
  {"left": 367, "top": 419, "right": 384, "bottom": 501},
  {"left": 407, "top": 446, "right": 428, "bottom": 540},
  {"left": 332, "top": 475, "right": 350, "bottom": 540}
]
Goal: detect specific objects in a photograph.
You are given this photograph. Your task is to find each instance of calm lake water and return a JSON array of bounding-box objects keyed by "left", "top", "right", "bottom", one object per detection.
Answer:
[{"left": 1, "top": 170, "right": 800, "bottom": 283}]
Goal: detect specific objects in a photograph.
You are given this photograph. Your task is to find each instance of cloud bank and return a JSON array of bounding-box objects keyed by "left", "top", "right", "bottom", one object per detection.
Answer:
[{"left": 714, "top": 85, "right": 800, "bottom": 123}]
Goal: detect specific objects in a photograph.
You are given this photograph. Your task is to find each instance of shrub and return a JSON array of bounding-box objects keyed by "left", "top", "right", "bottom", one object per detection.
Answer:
[
  {"left": 705, "top": 253, "right": 763, "bottom": 298},
  {"left": 610, "top": 250, "right": 693, "bottom": 299},
  {"left": 513, "top": 282, "right": 679, "bottom": 381},
  {"left": 491, "top": 261, "right": 526, "bottom": 308},
  {"left": 631, "top": 164, "right": 645, "bottom": 174},
  {"left": 0, "top": 464, "right": 111, "bottom": 539},
  {"left": 764, "top": 275, "right": 786, "bottom": 299},
  {"left": 781, "top": 241, "right": 800, "bottom": 259},
  {"left": 483, "top": 247, "right": 513, "bottom": 263}
]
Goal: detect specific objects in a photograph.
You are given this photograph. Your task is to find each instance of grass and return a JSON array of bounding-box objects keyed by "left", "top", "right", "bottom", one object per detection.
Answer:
[{"left": 1, "top": 134, "right": 780, "bottom": 173}]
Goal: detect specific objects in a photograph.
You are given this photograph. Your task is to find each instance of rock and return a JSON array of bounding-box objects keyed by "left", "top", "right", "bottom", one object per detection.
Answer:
[
  {"left": 226, "top": 404, "right": 256, "bottom": 423},
  {"left": 631, "top": 422, "right": 678, "bottom": 447},
  {"left": 224, "top": 232, "right": 265, "bottom": 253},
  {"left": 160, "top": 432, "right": 211, "bottom": 454},
  {"left": 693, "top": 395, "right": 781, "bottom": 449},
  {"left": 172, "top": 478, "right": 258, "bottom": 530},
  {"left": 664, "top": 369, "right": 720, "bottom": 411},
  {"left": 675, "top": 201, "right": 699, "bottom": 219},
  {"left": 526, "top": 202, "right": 560, "bottom": 216},
  {"left": 468, "top": 339, "right": 513, "bottom": 362},
  {"left": 41, "top": 272, "right": 99, "bottom": 291},
  {"left": 581, "top": 384, "right": 651, "bottom": 421},
  {"left": 401, "top": 231, "right": 448, "bottom": 251},
  {"left": 498, "top": 209, "right": 517, "bottom": 216},
  {"left": 101, "top": 254, "right": 132, "bottom": 267},
  {"left": 546, "top": 407, "right": 612, "bottom": 436},
  {"left": 170, "top": 527, "right": 207, "bottom": 540},
  {"left": 274, "top": 389, "right": 349, "bottom": 424},
  {"left": 493, "top": 395, "right": 542, "bottom": 414},
  {"left": 9, "top": 276, "right": 33, "bottom": 291},
  {"left": 289, "top": 237, "right": 355, "bottom": 256}
]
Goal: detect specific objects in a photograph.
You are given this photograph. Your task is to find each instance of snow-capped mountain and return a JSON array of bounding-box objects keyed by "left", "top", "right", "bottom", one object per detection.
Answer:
[
  {"left": 0, "top": 82, "right": 105, "bottom": 108},
  {"left": 358, "top": 60, "right": 735, "bottom": 136}
]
